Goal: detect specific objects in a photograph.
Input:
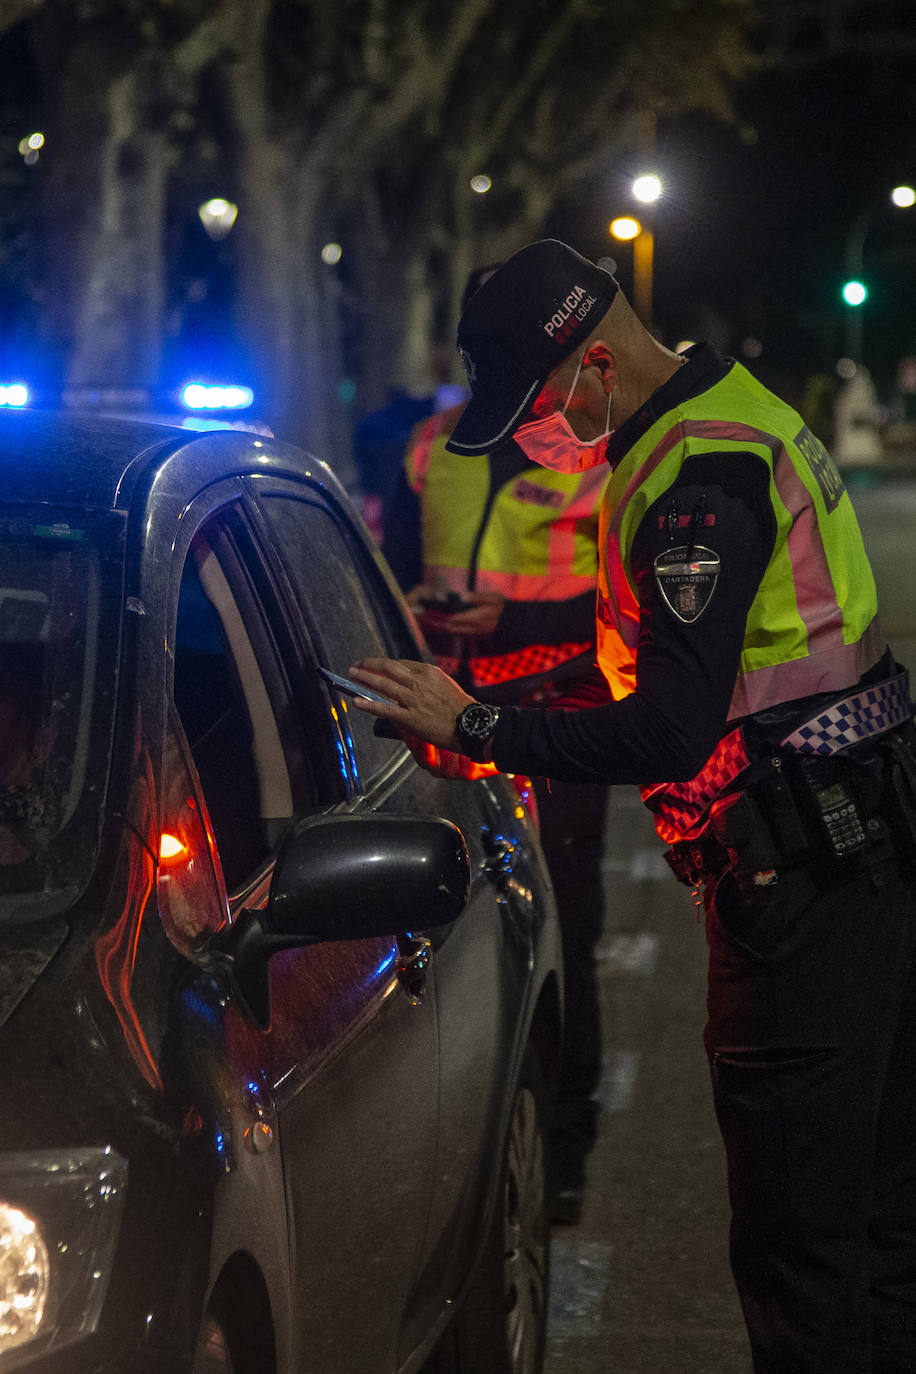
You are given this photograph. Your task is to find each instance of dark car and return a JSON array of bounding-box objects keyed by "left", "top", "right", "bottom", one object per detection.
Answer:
[{"left": 0, "top": 412, "right": 563, "bottom": 1374}]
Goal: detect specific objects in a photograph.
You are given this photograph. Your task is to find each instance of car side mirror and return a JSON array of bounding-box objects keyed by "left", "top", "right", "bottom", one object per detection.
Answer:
[{"left": 209, "top": 813, "right": 470, "bottom": 1026}]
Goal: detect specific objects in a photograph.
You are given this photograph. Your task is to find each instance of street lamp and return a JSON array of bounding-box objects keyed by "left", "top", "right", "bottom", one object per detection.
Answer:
[
  {"left": 611, "top": 174, "right": 662, "bottom": 325},
  {"left": 843, "top": 185, "right": 915, "bottom": 361},
  {"left": 198, "top": 198, "right": 238, "bottom": 242}
]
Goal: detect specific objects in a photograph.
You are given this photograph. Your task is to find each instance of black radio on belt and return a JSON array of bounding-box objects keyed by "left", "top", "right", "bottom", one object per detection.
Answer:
[{"left": 796, "top": 756, "right": 868, "bottom": 858}]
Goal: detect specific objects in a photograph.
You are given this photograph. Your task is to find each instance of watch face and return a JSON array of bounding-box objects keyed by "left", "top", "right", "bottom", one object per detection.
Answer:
[{"left": 458, "top": 703, "right": 499, "bottom": 741}]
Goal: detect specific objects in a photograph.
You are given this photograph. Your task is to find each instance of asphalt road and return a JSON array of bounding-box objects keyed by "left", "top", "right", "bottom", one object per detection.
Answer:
[{"left": 543, "top": 467, "right": 916, "bottom": 1373}]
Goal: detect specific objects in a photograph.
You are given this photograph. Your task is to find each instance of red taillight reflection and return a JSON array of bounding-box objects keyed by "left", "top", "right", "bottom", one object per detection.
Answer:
[{"left": 159, "top": 833, "right": 188, "bottom": 862}]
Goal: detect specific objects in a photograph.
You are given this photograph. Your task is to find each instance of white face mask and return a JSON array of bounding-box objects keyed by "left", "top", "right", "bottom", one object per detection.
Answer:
[{"left": 513, "top": 356, "right": 613, "bottom": 473}]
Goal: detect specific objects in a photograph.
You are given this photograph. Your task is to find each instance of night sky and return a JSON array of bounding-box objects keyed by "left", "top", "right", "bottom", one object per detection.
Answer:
[{"left": 554, "top": 37, "right": 916, "bottom": 404}]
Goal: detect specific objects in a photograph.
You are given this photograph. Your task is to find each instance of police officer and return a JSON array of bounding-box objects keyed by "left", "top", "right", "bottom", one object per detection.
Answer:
[
  {"left": 348, "top": 240, "right": 916, "bottom": 1373},
  {"left": 401, "top": 348, "right": 611, "bottom": 1224}
]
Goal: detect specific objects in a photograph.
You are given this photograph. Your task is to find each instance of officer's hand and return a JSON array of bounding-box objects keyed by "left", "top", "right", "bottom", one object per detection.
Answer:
[
  {"left": 405, "top": 584, "right": 469, "bottom": 636},
  {"left": 442, "top": 590, "right": 504, "bottom": 637},
  {"left": 405, "top": 583, "right": 434, "bottom": 613},
  {"left": 348, "top": 658, "right": 475, "bottom": 752}
]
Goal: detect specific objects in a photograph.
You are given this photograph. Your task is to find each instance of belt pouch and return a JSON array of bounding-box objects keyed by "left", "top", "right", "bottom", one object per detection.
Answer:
[
  {"left": 709, "top": 791, "right": 780, "bottom": 893},
  {"left": 754, "top": 764, "right": 809, "bottom": 861},
  {"left": 882, "top": 730, "right": 916, "bottom": 850}
]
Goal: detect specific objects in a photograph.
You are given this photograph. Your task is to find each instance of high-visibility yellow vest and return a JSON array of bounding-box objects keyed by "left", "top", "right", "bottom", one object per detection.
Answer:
[
  {"left": 596, "top": 361, "right": 883, "bottom": 721},
  {"left": 407, "top": 407, "right": 607, "bottom": 689}
]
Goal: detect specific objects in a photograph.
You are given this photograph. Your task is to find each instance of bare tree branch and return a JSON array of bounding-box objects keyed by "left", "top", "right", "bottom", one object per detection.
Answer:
[{"left": 0, "top": 0, "right": 44, "bottom": 38}]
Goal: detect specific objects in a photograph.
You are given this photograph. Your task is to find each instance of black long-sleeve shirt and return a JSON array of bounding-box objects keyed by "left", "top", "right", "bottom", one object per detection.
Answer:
[{"left": 490, "top": 345, "right": 780, "bottom": 784}]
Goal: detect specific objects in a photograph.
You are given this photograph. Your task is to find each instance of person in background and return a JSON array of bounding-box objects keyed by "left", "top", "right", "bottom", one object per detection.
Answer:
[{"left": 395, "top": 265, "right": 611, "bottom": 1225}]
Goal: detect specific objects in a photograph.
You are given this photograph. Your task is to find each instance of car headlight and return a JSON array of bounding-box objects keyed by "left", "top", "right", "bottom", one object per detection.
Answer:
[{"left": 0, "top": 1148, "right": 127, "bottom": 1370}]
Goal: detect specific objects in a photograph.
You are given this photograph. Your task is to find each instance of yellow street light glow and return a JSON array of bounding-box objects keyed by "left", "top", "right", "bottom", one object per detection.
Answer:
[
  {"left": 891, "top": 185, "right": 916, "bottom": 208},
  {"left": 321, "top": 242, "right": 343, "bottom": 265},
  {"left": 27, "top": 132, "right": 44, "bottom": 150},
  {"left": 632, "top": 174, "right": 662, "bottom": 204},
  {"left": 610, "top": 216, "right": 641, "bottom": 241},
  {"left": 470, "top": 174, "right": 492, "bottom": 194}
]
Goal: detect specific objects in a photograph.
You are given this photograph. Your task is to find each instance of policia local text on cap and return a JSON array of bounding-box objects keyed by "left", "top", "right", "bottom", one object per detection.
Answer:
[{"left": 349, "top": 238, "right": 916, "bottom": 1371}]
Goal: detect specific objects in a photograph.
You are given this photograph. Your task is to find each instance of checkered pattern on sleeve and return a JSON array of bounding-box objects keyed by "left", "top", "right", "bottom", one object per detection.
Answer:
[
  {"left": 640, "top": 725, "right": 752, "bottom": 845},
  {"left": 469, "top": 641, "right": 593, "bottom": 687},
  {"left": 781, "top": 670, "right": 912, "bottom": 755}
]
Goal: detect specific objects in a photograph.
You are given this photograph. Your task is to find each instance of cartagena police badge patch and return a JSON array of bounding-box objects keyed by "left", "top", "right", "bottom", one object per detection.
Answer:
[{"left": 653, "top": 545, "right": 720, "bottom": 623}]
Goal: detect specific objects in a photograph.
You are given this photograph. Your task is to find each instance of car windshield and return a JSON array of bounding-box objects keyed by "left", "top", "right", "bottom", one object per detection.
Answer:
[{"left": 0, "top": 509, "right": 123, "bottom": 921}]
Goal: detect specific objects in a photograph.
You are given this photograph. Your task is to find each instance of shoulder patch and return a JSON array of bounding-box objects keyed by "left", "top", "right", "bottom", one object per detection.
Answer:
[{"left": 654, "top": 545, "right": 720, "bottom": 623}]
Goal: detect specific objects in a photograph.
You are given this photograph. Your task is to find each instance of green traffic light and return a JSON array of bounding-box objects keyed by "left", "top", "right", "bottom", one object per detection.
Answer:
[{"left": 842, "top": 280, "right": 868, "bottom": 307}]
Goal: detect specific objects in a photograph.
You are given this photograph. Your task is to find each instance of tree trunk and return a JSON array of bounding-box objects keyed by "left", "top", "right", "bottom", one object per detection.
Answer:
[
  {"left": 35, "top": 12, "right": 167, "bottom": 397},
  {"left": 221, "top": 9, "right": 354, "bottom": 485}
]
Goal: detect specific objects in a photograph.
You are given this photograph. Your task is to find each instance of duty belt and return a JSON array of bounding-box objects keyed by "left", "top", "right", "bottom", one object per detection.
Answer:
[
  {"left": 648, "top": 669, "right": 912, "bottom": 846},
  {"left": 664, "top": 671, "right": 916, "bottom": 896},
  {"left": 780, "top": 668, "right": 911, "bottom": 755}
]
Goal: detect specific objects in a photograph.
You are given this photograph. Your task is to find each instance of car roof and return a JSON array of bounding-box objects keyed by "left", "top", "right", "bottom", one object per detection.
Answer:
[{"left": 0, "top": 409, "right": 342, "bottom": 511}]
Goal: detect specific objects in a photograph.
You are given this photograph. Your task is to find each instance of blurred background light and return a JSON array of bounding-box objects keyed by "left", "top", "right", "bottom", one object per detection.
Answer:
[
  {"left": 842, "top": 280, "right": 868, "bottom": 307},
  {"left": 197, "top": 198, "right": 238, "bottom": 241},
  {"left": 632, "top": 174, "right": 662, "bottom": 203},
  {"left": 27, "top": 132, "right": 43, "bottom": 149},
  {"left": 470, "top": 174, "right": 492, "bottom": 194},
  {"left": 0, "top": 384, "right": 30, "bottom": 407},
  {"left": 180, "top": 382, "right": 253, "bottom": 410},
  {"left": 740, "top": 337, "right": 764, "bottom": 359},
  {"left": 891, "top": 184, "right": 916, "bottom": 208},
  {"left": 321, "top": 242, "right": 343, "bottom": 265},
  {"left": 610, "top": 216, "right": 641, "bottom": 241},
  {"left": 836, "top": 357, "right": 858, "bottom": 379}
]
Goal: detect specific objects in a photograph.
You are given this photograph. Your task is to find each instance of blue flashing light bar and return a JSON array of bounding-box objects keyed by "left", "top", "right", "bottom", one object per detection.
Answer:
[
  {"left": 180, "top": 382, "right": 254, "bottom": 411},
  {"left": 0, "top": 383, "right": 30, "bottom": 407}
]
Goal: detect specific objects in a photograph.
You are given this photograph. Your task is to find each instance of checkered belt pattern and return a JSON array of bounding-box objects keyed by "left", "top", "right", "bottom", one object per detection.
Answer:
[
  {"left": 780, "top": 669, "right": 912, "bottom": 755},
  {"left": 641, "top": 725, "right": 752, "bottom": 846}
]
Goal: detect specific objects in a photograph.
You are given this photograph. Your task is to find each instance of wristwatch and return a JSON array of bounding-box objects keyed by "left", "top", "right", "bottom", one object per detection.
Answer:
[{"left": 454, "top": 702, "right": 501, "bottom": 760}]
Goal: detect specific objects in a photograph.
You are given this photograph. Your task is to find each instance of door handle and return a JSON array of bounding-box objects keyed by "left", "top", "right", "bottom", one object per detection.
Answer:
[{"left": 396, "top": 934, "right": 432, "bottom": 1006}]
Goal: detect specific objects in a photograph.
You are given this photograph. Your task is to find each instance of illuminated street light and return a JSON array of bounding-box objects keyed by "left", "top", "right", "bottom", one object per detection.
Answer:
[
  {"left": 470, "top": 174, "right": 492, "bottom": 194},
  {"left": 198, "top": 198, "right": 238, "bottom": 241},
  {"left": 632, "top": 173, "right": 662, "bottom": 204},
  {"left": 842, "top": 280, "right": 868, "bottom": 307},
  {"left": 891, "top": 184, "right": 916, "bottom": 208},
  {"left": 321, "top": 242, "right": 343, "bottom": 265},
  {"left": 609, "top": 216, "right": 641, "bottom": 241}
]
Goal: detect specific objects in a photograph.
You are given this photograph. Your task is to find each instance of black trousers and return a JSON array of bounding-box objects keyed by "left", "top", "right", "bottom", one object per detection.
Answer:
[
  {"left": 534, "top": 776, "right": 608, "bottom": 1189},
  {"left": 704, "top": 844, "right": 916, "bottom": 1372}
]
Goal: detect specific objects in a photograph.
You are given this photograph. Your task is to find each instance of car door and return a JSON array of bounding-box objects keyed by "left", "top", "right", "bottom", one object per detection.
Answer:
[
  {"left": 163, "top": 493, "right": 441, "bottom": 1374},
  {"left": 247, "top": 476, "right": 542, "bottom": 1357}
]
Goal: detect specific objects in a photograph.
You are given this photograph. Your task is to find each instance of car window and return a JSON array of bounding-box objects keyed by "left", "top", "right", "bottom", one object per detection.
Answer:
[
  {"left": 172, "top": 520, "right": 294, "bottom": 892},
  {"left": 0, "top": 508, "right": 122, "bottom": 918},
  {"left": 259, "top": 495, "right": 411, "bottom": 781}
]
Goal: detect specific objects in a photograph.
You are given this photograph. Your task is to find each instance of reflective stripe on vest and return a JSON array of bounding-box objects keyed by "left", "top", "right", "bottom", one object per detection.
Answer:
[
  {"left": 597, "top": 363, "right": 881, "bottom": 718},
  {"left": 407, "top": 420, "right": 606, "bottom": 688}
]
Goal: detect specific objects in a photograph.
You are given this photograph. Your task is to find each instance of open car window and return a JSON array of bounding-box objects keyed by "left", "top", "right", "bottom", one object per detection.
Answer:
[
  {"left": 257, "top": 493, "right": 414, "bottom": 784},
  {"left": 172, "top": 516, "right": 296, "bottom": 894}
]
